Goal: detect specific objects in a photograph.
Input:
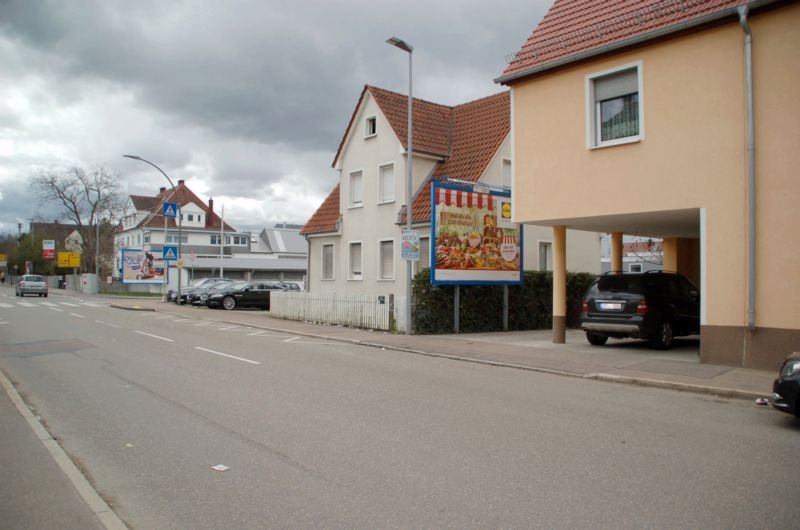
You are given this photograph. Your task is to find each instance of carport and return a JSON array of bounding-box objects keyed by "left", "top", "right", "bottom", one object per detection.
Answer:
[{"left": 536, "top": 207, "right": 702, "bottom": 346}]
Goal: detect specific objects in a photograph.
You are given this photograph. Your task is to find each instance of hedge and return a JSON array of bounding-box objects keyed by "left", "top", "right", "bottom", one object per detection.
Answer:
[{"left": 412, "top": 269, "right": 597, "bottom": 334}]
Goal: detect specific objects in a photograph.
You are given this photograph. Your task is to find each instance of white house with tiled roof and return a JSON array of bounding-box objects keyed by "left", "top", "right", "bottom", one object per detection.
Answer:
[{"left": 301, "top": 85, "right": 600, "bottom": 329}]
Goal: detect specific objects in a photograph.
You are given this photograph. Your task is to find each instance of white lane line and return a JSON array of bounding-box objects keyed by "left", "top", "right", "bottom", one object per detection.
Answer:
[
  {"left": 134, "top": 330, "right": 174, "bottom": 342},
  {"left": 68, "top": 313, "right": 86, "bottom": 319},
  {"left": 0, "top": 302, "right": 13, "bottom": 308},
  {"left": 81, "top": 302, "right": 104, "bottom": 307},
  {"left": 174, "top": 319, "right": 194, "bottom": 323},
  {"left": 17, "top": 301, "right": 36, "bottom": 307},
  {"left": 219, "top": 326, "right": 239, "bottom": 331},
  {"left": 49, "top": 307, "right": 64, "bottom": 312},
  {"left": 59, "top": 302, "right": 79, "bottom": 307},
  {"left": 156, "top": 316, "right": 174, "bottom": 320},
  {"left": 40, "top": 302, "right": 58, "bottom": 307},
  {"left": 283, "top": 336, "right": 300, "bottom": 343},
  {"left": 96, "top": 320, "right": 121, "bottom": 328},
  {"left": 194, "top": 346, "right": 260, "bottom": 365},
  {"left": 193, "top": 321, "right": 213, "bottom": 326}
]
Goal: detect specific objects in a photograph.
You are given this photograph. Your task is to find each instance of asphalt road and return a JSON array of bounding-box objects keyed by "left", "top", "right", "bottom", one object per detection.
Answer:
[{"left": 1, "top": 290, "right": 798, "bottom": 529}]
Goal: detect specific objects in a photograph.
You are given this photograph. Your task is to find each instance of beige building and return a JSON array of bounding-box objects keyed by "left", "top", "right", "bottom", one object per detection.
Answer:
[
  {"left": 302, "top": 86, "right": 600, "bottom": 330},
  {"left": 497, "top": 0, "right": 799, "bottom": 369}
]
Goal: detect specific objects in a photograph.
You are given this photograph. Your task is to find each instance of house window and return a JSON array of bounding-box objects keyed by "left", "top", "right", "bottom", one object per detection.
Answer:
[
  {"left": 629, "top": 263, "right": 643, "bottom": 273},
  {"left": 539, "top": 242, "right": 552, "bottom": 271},
  {"left": 197, "top": 214, "right": 202, "bottom": 223},
  {"left": 144, "top": 234, "right": 150, "bottom": 244},
  {"left": 166, "top": 234, "right": 188, "bottom": 244},
  {"left": 587, "top": 63, "right": 642, "bottom": 148},
  {"left": 379, "top": 240, "right": 394, "bottom": 280},
  {"left": 414, "top": 237, "right": 430, "bottom": 274},
  {"left": 349, "top": 242, "right": 362, "bottom": 280},
  {"left": 187, "top": 214, "right": 194, "bottom": 222},
  {"left": 322, "top": 244, "right": 334, "bottom": 280},
  {"left": 350, "top": 170, "right": 363, "bottom": 207},
  {"left": 211, "top": 235, "right": 220, "bottom": 245},
  {"left": 378, "top": 163, "right": 395, "bottom": 203},
  {"left": 365, "top": 116, "right": 377, "bottom": 137}
]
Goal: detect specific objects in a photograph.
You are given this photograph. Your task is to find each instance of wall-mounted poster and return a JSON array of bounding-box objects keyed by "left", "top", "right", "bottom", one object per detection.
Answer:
[
  {"left": 121, "top": 249, "right": 167, "bottom": 284},
  {"left": 430, "top": 181, "right": 523, "bottom": 285}
]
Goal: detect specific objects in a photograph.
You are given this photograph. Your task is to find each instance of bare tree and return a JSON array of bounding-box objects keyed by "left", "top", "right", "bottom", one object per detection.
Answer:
[{"left": 33, "top": 166, "right": 125, "bottom": 273}]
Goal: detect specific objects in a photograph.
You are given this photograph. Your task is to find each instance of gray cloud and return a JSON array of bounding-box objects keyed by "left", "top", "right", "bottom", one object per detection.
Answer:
[{"left": 0, "top": 0, "right": 549, "bottom": 232}]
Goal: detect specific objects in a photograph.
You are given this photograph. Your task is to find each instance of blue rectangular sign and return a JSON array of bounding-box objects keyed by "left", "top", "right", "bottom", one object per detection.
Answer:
[
  {"left": 163, "top": 202, "right": 177, "bottom": 218},
  {"left": 162, "top": 245, "right": 178, "bottom": 261}
]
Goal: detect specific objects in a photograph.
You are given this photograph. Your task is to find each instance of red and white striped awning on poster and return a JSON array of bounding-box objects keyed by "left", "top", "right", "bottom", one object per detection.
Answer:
[{"left": 435, "top": 187, "right": 494, "bottom": 210}]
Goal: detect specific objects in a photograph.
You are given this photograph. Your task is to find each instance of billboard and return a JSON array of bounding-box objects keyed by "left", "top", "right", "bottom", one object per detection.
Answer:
[
  {"left": 121, "top": 249, "right": 167, "bottom": 284},
  {"left": 42, "top": 240, "right": 55, "bottom": 260},
  {"left": 430, "top": 181, "right": 522, "bottom": 285}
]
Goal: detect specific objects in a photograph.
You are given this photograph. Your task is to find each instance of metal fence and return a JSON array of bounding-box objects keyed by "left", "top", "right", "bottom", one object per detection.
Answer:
[{"left": 270, "top": 291, "right": 401, "bottom": 331}]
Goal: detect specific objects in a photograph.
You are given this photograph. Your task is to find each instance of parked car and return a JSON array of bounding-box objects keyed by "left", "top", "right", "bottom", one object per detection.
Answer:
[
  {"left": 171, "top": 277, "right": 230, "bottom": 304},
  {"left": 193, "top": 280, "right": 244, "bottom": 306},
  {"left": 772, "top": 352, "right": 800, "bottom": 418},
  {"left": 186, "top": 280, "right": 235, "bottom": 305},
  {"left": 278, "top": 282, "right": 303, "bottom": 292},
  {"left": 580, "top": 271, "right": 700, "bottom": 349},
  {"left": 16, "top": 274, "right": 48, "bottom": 297},
  {"left": 206, "top": 281, "right": 286, "bottom": 310}
]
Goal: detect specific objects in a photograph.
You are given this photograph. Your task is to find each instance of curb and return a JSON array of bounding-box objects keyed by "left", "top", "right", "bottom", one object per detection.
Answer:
[
  {"left": 0, "top": 370, "right": 127, "bottom": 530},
  {"left": 110, "top": 304, "right": 155, "bottom": 312},
  {"left": 135, "top": 307, "right": 768, "bottom": 401}
]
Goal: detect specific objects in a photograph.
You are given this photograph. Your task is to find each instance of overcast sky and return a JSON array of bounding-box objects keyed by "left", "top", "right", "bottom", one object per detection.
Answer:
[{"left": 0, "top": 0, "right": 548, "bottom": 235}]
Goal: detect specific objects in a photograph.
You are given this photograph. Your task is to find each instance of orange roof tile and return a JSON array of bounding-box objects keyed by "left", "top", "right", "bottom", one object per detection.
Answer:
[
  {"left": 405, "top": 91, "right": 510, "bottom": 224},
  {"left": 135, "top": 182, "right": 236, "bottom": 232},
  {"left": 499, "top": 0, "right": 749, "bottom": 82},
  {"left": 300, "top": 184, "right": 340, "bottom": 235},
  {"left": 332, "top": 85, "right": 452, "bottom": 168}
]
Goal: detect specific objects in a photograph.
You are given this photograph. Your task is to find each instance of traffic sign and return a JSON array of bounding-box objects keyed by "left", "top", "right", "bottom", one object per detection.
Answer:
[
  {"left": 162, "top": 245, "right": 178, "bottom": 261},
  {"left": 57, "top": 252, "right": 81, "bottom": 268},
  {"left": 163, "top": 202, "right": 177, "bottom": 218}
]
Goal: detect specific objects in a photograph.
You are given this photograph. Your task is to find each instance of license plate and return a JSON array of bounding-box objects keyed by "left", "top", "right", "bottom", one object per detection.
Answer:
[{"left": 599, "top": 302, "right": 623, "bottom": 310}]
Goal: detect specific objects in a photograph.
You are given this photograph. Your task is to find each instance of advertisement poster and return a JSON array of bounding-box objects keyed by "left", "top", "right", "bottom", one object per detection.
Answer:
[
  {"left": 42, "top": 240, "right": 55, "bottom": 260},
  {"left": 401, "top": 229, "right": 420, "bottom": 261},
  {"left": 121, "top": 249, "right": 167, "bottom": 284},
  {"left": 431, "top": 181, "right": 522, "bottom": 285}
]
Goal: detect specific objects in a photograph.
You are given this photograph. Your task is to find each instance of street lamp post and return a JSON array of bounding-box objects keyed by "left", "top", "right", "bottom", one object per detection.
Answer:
[
  {"left": 123, "top": 155, "right": 183, "bottom": 303},
  {"left": 386, "top": 36, "right": 414, "bottom": 334}
]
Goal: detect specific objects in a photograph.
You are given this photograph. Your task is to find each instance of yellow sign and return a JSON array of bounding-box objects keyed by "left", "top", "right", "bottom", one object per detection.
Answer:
[
  {"left": 57, "top": 252, "right": 81, "bottom": 268},
  {"left": 0, "top": 253, "right": 6, "bottom": 261},
  {"left": 176, "top": 260, "right": 183, "bottom": 269}
]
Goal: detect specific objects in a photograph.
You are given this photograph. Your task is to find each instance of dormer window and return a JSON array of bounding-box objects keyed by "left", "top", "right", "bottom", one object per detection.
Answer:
[{"left": 365, "top": 116, "right": 377, "bottom": 138}]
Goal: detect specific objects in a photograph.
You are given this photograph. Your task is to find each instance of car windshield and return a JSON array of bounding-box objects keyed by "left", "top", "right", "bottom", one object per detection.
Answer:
[{"left": 596, "top": 275, "right": 646, "bottom": 294}]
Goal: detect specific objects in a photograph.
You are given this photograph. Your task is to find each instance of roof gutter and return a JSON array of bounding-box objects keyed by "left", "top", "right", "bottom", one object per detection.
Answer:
[{"left": 495, "top": 0, "right": 780, "bottom": 85}]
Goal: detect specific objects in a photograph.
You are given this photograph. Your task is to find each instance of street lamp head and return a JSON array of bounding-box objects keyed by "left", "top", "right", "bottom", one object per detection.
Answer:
[
  {"left": 123, "top": 154, "right": 142, "bottom": 160},
  {"left": 386, "top": 36, "right": 413, "bottom": 53}
]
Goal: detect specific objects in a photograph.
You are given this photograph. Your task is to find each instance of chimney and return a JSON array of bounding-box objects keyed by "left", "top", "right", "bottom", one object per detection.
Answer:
[
  {"left": 207, "top": 198, "right": 213, "bottom": 227},
  {"left": 178, "top": 179, "right": 185, "bottom": 186},
  {"left": 159, "top": 187, "right": 166, "bottom": 193}
]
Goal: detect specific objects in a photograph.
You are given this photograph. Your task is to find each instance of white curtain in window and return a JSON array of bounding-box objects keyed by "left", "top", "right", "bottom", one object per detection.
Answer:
[
  {"left": 379, "top": 164, "right": 394, "bottom": 202},
  {"left": 323, "top": 245, "right": 334, "bottom": 279}
]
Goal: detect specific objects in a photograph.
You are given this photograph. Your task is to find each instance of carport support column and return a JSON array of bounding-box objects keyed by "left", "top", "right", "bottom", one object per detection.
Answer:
[
  {"left": 552, "top": 225, "right": 567, "bottom": 344},
  {"left": 611, "top": 232, "right": 623, "bottom": 272},
  {"left": 662, "top": 238, "right": 678, "bottom": 272}
]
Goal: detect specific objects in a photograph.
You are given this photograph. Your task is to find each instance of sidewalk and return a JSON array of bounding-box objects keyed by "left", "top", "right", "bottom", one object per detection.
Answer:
[{"left": 110, "top": 295, "right": 775, "bottom": 400}]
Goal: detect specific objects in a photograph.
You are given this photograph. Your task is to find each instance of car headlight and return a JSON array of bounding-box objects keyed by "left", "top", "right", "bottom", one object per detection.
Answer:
[{"left": 781, "top": 360, "right": 800, "bottom": 378}]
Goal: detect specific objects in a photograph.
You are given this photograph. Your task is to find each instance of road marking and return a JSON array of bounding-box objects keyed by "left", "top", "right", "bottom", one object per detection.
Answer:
[
  {"left": 283, "top": 336, "right": 300, "bottom": 343},
  {"left": 219, "top": 326, "right": 240, "bottom": 331},
  {"left": 174, "top": 319, "right": 194, "bottom": 323},
  {"left": 68, "top": 313, "right": 86, "bottom": 319},
  {"left": 40, "top": 302, "right": 58, "bottom": 307},
  {"left": 17, "top": 301, "right": 36, "bottom": 307},
  {"left": 49, "top": 307, "right": 64, "bottom": 312},
  {"left": 59, "top": 302, "right": 79, "bottom": 307},
  {"left": 81, "top": 302, "right": 104, "bottom": 307},
  {"left": 134, "top": 330, "right": 174, "bottom": 342},
  {"left": 96, "top": 320, "right": 121, "bottom": 328},
  {"left": 0, "top": 303, "right": 13, "bottom": 308},
  {"left": 156, "top": 316, "right": 174, "bottom": 319},
  {"left": 248, "top": 330, "right": 285, "bottom": 337},
  {"left": 194, "top": 346, "right": 260, "bottom": 365},
  {"left": 193, "top": 321, "right": 213, "bottom": 326}
]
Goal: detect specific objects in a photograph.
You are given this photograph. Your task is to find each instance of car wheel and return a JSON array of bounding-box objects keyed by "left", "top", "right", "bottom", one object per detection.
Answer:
[
  {"left": 222, "top": 296, "right": 236, "bottom": 310},
  {"left": 44, "top": 293, "right": 48, "bottom": 297},
  {"left": 651, "top": 320, "right": 674, "bottom": 350},
  {"left": 586, "top": 332, "right": 608, "bottom": 346}
]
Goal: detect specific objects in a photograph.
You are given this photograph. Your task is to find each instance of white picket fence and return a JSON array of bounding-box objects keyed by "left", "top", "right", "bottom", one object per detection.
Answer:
[{"left": 270, "top": 292, "right": 404, "bottom": 331}]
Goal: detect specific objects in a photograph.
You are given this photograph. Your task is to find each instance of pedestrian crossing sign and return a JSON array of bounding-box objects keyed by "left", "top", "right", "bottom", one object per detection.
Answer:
[
  {"left": 162, "top": 245, "right": 178, "bottom": 261},
  {"left": 163, "top": 202, "right": 177, "bottom": 218}
]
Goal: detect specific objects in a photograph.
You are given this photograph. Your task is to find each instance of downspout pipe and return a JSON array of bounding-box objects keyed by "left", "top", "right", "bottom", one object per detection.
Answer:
[{"left": 738, "top": 5, "right": 756, "bottom": 333}]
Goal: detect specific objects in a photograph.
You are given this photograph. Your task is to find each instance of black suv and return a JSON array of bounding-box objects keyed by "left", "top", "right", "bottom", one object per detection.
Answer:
[{"left": 580, "top": 271, "right": 700, "bottom": 349}]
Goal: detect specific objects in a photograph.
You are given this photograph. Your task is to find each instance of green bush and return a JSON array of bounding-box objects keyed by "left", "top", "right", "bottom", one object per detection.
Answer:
[{"left": 412, "top": 269, "right": 596, "bottom": 334}]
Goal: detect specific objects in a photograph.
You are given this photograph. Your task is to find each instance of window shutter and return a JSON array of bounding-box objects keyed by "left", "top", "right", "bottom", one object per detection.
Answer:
[
  {"left": 351, "top": 171, "right": 363, "bottom": 205},
  {"left": 350, "top": 243, "right": 362, "bottom": 276},
  {"left": 595, "top": 69, "right": 637, "bottom": 101},
  {"left": 323, "top": 245, "right": 333, "bottom": 279},
  {"left": 380, "top": 241, "right": 393, "bottom": 279},
  {"left": 380, "top": 165, "right": 394, "bottom": 202}
]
